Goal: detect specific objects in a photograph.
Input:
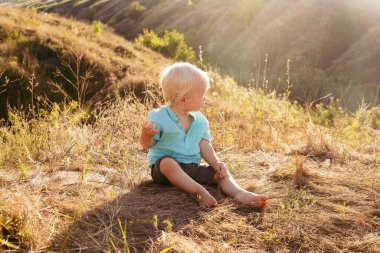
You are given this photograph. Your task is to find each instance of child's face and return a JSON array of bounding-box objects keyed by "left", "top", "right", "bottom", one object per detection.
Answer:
[{"left": 184, "top": 83, "right": 207, "bottom": 111}]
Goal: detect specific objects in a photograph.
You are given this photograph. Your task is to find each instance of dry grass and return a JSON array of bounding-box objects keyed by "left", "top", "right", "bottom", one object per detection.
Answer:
[
  {"left": 0, "top": 7, "right": 169, "bottom": 120},
  {"left": 1, "top": 84, "right": 379, "bottom": 252},
  {"left": 0, "top": 6, "right": 380, "bottom": 253},
  {"left": 3, "top": 149, "right": 378, "bottom": 252}
]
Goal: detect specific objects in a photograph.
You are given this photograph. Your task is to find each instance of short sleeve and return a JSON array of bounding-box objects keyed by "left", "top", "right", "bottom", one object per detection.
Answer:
[
  {"left": 201, "top": 119, "right": 211, "bottom": 142},
  {"left": 147, "top": 110, "right": 161, "bottom": 141}
]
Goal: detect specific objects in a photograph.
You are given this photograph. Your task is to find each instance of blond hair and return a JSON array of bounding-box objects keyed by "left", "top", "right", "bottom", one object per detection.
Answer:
[{"left": 160, "top": 62, "right": 210, "bottom": 105}]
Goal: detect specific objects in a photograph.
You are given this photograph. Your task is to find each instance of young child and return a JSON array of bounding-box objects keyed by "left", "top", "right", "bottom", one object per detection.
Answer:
[{"left": 140, "top": 62, "right": 268, "bottom": 209}]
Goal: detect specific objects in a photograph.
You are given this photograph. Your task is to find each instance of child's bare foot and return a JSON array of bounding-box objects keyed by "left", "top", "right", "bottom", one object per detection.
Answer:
[
  {"left": 233, "top": 190, "right": 268, "bottom": 209},
  {"left": 197, "top": 191, "right": 218, "bottom": 208}
]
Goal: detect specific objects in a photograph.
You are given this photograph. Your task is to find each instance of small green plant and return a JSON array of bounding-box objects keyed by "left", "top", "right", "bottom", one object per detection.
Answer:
[
  {"left": 118, "top": 218, "right": 131, "bottom": 253},
  {"left": 19, "top": 164, "right": 29, "bottom": 182},
  {"left": 136, "top": 29, "right": 195, "bottom": 62},
  {"left": 7, "top": 31, "right": 22, "bottom": 41},
  {"left": 92, "top": 20, "right": 102, "bottom": 33},
  {"left": 314, "top": 104, "right": 334, "bottom": 126},
  {"left": 260, "top": 231, "right": 277, "bottom": 244},
  {"left": 334, "top": 202, "right": 348, "bottom": 214},
  {"left": 29, "top": 7, "right": 37, "bottom": 14},
  {"left": 162, "top": 219, "right": 173, "bottom": 233},
  {"left": 8, "top": 56, "right": 19, "bottom": 68},
  {"left": 81, "top": 158, "right": 95, "bottom": 182},
  {"left": 341, "top": 102, "right": 373, "bottom": 139},
  {"left": 126, "top": 1, "right": 146, "bottom": 19},
  {"left": 153, "top": 214, "right": 159, "bottom": 230},
  {"left": 312, "top": 99, "right": 343, "bottom": 127},
  {"left": 0, "top": 217, "right": 22, "bottom": 250},
  {"left": 135, "top": 29, "right": 161, "bottom": 50}
]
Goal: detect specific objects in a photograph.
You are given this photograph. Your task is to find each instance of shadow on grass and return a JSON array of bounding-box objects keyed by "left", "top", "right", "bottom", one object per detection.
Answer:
[{"left": 48, "top": 181, "right": 227, "bottom": 252}]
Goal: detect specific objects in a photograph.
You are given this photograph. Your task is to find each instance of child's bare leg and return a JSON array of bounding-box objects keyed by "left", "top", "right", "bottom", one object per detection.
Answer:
[
  {"left": 160, "top": 157, "right": 217, "bottom": 208},
  {"left": 215, "top": 171, "right": 268, "bottom": 209}
]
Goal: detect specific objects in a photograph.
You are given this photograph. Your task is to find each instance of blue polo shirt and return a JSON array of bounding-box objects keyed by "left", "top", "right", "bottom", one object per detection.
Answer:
[{"left": 147, "top": 105, "right": 211, "bottom": 166}]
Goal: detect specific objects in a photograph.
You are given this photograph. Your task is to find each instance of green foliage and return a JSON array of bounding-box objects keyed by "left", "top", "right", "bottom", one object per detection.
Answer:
[
  {"left": 126, "top": 1, "right": 146, "bottom": 19},
  {"left": 8, "top": 56, "right": 19, "bottom": 68},
  {"left": 136, "top": 29, "right": 161, "bottom": 51},
  {"left": 0, "top": 101, "right": 86, "bottom": 168},
  {"left": 92, "top": 20, "right": 102, "bottom": 33},
  {"left": 18, "top": 164, "right": 29, "bottom": 182},
  {"left": 136, "top": 29, "right": 195, "bottom": 62},
  {"left": 339, "top": 103, "right": 378, "bottom": 147},
  {"left": 162, "top": 219, "right": 173, "bottom": 233},
  {"left": 152, "top": 214, "right": 159, "bottom": 230},
  {"left": 341, "top": 102, "right": 373, "bottom": 137},
  {"left": 312, "top": 101, "right": 343, "bottom": 127},
  {"left": 0, "top": 216, "right": 24, "bottom": 250},
  {"left": 0, "top": 28, "right": 22, "bottom": 43},
  {"left": 354, "top": 102, "right": 371, "bottom": 128},
  {"left": 260, "top": 231, "right": 277, "bottom": 244}
]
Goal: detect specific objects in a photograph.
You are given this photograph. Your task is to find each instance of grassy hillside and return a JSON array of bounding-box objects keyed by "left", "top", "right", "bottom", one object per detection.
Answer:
[
  {"left": 14, "top": 0, "right": 380, "bottom": 108},
  {"left": 0, "top": 6, "right": 380, "bottom": 253},
  {"left": 0, "top": 6, "right": 169, "bottom": 119}
]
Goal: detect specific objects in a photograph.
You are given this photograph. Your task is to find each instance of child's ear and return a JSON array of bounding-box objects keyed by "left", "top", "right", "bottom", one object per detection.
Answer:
[{"left": 180, "top": 96, "right": 186, "bottom": 103}]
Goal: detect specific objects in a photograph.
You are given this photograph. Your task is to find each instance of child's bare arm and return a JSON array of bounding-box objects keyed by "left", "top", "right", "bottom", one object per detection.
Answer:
[
  {"left": 199, "top": 139, "right": 219, "bottom": 167},
  {"left": 139, "top": 121, "right": 160, "bottom": 149},
  {"left": 199, "top": 139, "right": 227, "bottom": 178}
]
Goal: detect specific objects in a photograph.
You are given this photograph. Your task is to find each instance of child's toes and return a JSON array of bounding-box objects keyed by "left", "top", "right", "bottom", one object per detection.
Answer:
[{"left": 258, "top": 196, "right": 268, "bottom": 209}]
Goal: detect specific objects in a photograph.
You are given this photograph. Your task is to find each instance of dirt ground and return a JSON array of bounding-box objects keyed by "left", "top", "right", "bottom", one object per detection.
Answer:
[{"left": 1, "top": 151, "right": 379, "bottom": 252}]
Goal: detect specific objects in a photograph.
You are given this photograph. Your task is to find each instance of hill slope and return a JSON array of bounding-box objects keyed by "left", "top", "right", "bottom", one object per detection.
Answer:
[
  {"left": 0, "top": 6, "right": 168, "bottom": 119},
  {"left": 14, "top": 0, "right": 380, "bottom": 107}
]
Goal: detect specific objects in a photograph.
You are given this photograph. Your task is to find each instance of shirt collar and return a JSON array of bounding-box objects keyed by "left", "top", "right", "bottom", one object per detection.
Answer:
[{"left": 164, "top": 104, "right": 197, "bottom": 122}]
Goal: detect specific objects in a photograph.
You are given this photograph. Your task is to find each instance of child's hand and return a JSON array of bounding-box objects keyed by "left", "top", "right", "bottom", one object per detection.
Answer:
[
  {"left": 141, "top": 121, "right": 160, "bottom": 138},
  {"left": 139, "top": 121, "right": 160, "bottom": 149},
  {"left": 212, "top": 161, "right": 228, "bottom": 180}
]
